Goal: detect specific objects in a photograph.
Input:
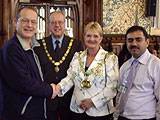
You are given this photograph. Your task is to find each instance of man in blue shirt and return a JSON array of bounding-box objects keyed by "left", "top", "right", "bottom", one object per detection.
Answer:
[{"left": 115, "top": 26, "right": 160, "bottom": 120}]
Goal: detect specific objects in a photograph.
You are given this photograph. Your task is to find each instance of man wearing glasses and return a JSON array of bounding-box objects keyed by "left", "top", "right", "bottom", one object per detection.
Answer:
[
  {"left": 35, "top": 11, "right": 83, "bottom": 120},
  {"left": 0, "top": 6, "right": 58, "bottom": 120}
]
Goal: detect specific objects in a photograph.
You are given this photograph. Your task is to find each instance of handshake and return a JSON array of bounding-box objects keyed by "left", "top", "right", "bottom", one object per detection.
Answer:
[{"left": 50, "top": 84, "right": 61, "bottom": 99}]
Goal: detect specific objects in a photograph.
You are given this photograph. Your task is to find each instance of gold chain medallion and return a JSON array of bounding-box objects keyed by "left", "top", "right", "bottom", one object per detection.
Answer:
[
  {"left": 81, "top": 79, "right": 91, "bottom": 88},
  {"left": 42, "top": 38, "right": 74, "bottom": 72}
]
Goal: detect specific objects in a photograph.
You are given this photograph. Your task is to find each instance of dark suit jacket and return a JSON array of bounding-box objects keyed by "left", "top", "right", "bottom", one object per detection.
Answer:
[
  {"left": 0, "top": 35, "right": 53, "bottom": 120},
  {"left": 0, "top": 49, "right": 3, "bottom": 119},
  {"left": 0, "top": 77, "right": 3, "bottom": 119},
  {"left": 35, "top": 35, "right": 83, "bottom": 111}
]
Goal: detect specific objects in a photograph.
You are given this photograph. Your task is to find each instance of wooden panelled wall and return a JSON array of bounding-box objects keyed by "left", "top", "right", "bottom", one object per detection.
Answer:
[
  {"left": 0, "top": 0, "right": 3, "bottom": 47},
  {"left": 102, "top": 35, "right": 160, "bottom": 55},
  {"left": 83, "top": 0, "right": 160, "bottom": 55},
  {"left": 0, "top": 0, "right": 18, "bottom": 47},
  {"left": 0, "top": 0, "right": 160, "bottom": 55}
]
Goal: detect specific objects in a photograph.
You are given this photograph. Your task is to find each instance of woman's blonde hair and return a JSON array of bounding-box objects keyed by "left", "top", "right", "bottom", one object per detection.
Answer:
[{"left": 84, "top": 22, "right": 103, "bottom": 37}]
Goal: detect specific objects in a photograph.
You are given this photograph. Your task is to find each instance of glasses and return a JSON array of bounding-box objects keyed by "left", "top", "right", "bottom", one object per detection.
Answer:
[
  {"left": 18, "top": 17, "right": 37, "bottom": 25},
  {"left": 50, "top": 21, "right": 64, "bottom": 26}
]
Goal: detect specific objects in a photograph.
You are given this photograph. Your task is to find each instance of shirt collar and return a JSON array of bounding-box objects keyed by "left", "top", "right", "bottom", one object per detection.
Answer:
[
  {"left": 130, "top": 49, "right": 151, "bottom": 65},
  {"left": 51, "top": 34, "right": 64, "bottom": 46},
  {"left": 17, "top": 34, "right": 40, "bottom": 51}
]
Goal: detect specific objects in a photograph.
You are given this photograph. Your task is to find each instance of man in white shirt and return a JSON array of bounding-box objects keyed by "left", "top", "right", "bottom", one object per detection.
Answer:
[{"left": 115, "top": 25, "right": 160, "bottom": 120}]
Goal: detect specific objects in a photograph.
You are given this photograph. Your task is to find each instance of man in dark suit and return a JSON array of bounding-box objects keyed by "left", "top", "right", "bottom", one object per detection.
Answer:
[
  {"left": 0, "top": 49, "right": 3, "bottom": 120},
  {"left": 35, "top": 11, "right": 83, "bottom": 120},
  {"left": 0, "top": 77, "right": 2, "bottom": 120}
]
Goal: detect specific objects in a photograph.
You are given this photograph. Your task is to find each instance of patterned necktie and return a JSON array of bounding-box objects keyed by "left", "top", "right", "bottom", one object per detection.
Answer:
[
  {"left": 54, "top": 40, "right": 60, "bottom": 60},
  {"left": 115, "top": 59, "right": 139, "bottom": 117}
]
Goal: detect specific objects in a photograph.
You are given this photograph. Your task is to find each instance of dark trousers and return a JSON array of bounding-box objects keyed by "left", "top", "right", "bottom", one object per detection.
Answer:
[
  {"left": 47, "top": 107, "right": 73, "bottom": 120},
  {"left": 71, "top": 111, "right": 113, "bottom": 120},
  {"left": 47, "top": 111, "right": 59, "bottom": 120},
  {"left": 118, "top": 116, "right": 156, "bottom": 120}
]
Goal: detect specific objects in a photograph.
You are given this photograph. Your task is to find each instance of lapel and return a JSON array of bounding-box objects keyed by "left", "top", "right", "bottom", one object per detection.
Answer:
[
  {"left": 87, "top": 48, "right": 106, "bottom": 72},
  {"left": 78, "top": 48, "right": 106, "bottom": 81},
  {"left": 61, "top": 35, "right": 70, "bottom": 56},
  {"left": 45, "top": 35, "right": 55, "bottom": 58},
  {"left": 78, "top": 50, "right": 87, "bottom": 78}
]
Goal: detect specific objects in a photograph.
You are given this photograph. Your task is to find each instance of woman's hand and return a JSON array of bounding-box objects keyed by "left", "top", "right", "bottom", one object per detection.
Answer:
[{"left": 79, "top": 98, "right": 94, "bottom": 111}]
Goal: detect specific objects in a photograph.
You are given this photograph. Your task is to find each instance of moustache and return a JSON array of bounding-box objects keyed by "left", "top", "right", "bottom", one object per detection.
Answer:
[{"left": 129, "top": 46, "right": 139, "bottom": 50}]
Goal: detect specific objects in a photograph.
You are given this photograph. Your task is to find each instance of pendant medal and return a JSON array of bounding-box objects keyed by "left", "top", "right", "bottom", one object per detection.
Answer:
[
  {"left": 81, "top": 79, "right": 91, "bottom": 88},
  {"left": 55, "top": 66, "right": 59, "bottom": 72}
]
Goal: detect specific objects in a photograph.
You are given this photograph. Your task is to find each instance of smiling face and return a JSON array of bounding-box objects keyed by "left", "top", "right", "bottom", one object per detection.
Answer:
[
  {"left": 15, "top": 8, "right": 38, "bottom": 40},
  {"left": 49, "top": 12, "right": 65, "bottom": 39},
  {"left": 84, "top": 22, "right": 103, "bottom": 51},
  {"left": 84, "top": 30, "right": 102, "bottom": 50},
  {"left": 126, "top": 30, "right": 149, "bottom": 58}
]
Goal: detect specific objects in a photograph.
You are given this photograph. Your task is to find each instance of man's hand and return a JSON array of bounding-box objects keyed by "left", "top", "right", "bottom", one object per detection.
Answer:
[{"left": 50, "top": 83, "right": 59, "bottom": 99}]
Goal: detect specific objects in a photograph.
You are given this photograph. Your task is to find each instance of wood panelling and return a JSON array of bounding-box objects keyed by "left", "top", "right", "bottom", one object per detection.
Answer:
[
  {"left": 83, "top": 0, "right": 102, "bottom": 25},
  {"left": 102, "top": 34, "right": 160, "bottom": 55},
  {"left": 0, "top": 0, "right": 159, "bottom": 55},
  {"left": 0, "top": 0, "right": 102, "bottom": 47},
  {"left": 0, "top": 0, "right": 3, "bottom": 47}
]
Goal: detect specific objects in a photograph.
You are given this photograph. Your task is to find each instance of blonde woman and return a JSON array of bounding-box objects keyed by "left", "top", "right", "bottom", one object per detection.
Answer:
[{"left": 56, "top": 22, "right": 119, "bottom": 120}]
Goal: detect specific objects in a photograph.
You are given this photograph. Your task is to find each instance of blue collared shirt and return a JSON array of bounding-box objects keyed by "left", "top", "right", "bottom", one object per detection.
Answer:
[
  {"left": 51, "top": 35, "right": 64, "bottom": 50},
  {"left": 120, "top": 49, "right": 160, "bottom": 119}
]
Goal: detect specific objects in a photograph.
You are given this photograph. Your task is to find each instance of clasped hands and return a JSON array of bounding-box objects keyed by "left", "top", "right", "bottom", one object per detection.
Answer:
[
  {"left": 50, "top": 84, "right": 94, "bottom": 111},
  {"left": 50, "top": 84, "right": 61, "bottom": 99}
]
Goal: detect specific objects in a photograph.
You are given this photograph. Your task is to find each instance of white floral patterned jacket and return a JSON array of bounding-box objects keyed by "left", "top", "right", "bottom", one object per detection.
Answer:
[{"left": 58, "top": 47, "right": 119, "bottom": 117}]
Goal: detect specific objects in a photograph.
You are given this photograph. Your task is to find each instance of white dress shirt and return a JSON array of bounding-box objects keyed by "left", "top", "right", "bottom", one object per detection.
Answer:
[
  {"left": 58, "top": 47, "right": 119, "bottom": 117},
  {"left": 120, "top": 49, "right": 160, "bottom": 119}
]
